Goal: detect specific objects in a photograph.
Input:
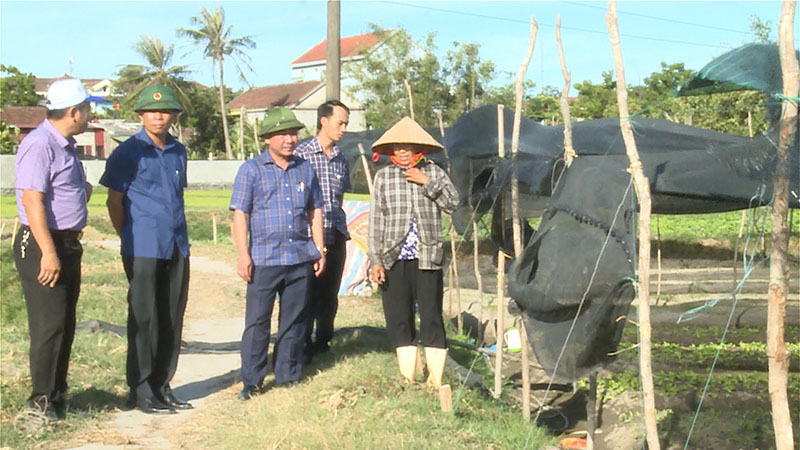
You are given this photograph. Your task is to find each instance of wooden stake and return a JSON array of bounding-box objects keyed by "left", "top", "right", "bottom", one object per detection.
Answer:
[
  {"left": 556, "top": 15, "right": 577, "bottom": 168},
  {"left": 587, "top": 374, "right": 597, "bottom": 449},
  {"left": 439, "top": 384, "right": 453, "bottom": 412},
  {"left": 239, "top": 106, "right": 245, "bottom": 159},
  {"left": 11, "top": 217, "right": 18, "bottom": 248},
  {"left": 357, "top": 143, "right": 374, "bottom": 195},
  {"left": 253, "top": 117, "right": 261, "bottom": 154},
  {"left": 605, "top": 3, "right": 659, "bottom": 448},
  {"left": 769, "top": 3, "right": 797, "bottom": 448},
  {"left": 404, "top": 79, "right": 414, "bottom": 120},
  {"left": 495, "top": 104, "right": 506, "bottom": 399},
  {"left": 511, "top": 17, "right": 537, "bottom": 421},
  {"left": 212, "top": 213, "right": 218, "bottom": 245}
]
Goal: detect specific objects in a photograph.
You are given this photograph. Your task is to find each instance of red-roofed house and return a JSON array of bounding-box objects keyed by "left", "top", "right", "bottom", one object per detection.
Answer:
[
  {"left": 290, "top": 31, "right": 390, "bottom": 83},
  {"left": 229, "top": 32, "right": 389, "bottom": 132},
  {"left": 1, "top": 106, "right": 107, "bottom": 157}
]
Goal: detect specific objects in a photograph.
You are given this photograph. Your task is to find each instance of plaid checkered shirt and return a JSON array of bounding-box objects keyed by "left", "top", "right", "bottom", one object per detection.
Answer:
[
  {"left": 367, "top": 160, "right": 459, "bottom": 270},
  {"left": 229, "top": 152, "right": 324, "bottom": 266},
  {"left": 295, "top": 136, "right": 351, "bottom": 245}
]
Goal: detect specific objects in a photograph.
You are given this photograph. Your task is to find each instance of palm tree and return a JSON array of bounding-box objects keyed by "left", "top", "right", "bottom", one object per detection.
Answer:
[
  {"left": 115, "top": 35, "right": 191, "bottom": 111},
  {"left": 178, "top": 6, "right": 255, "bottom": 159}
]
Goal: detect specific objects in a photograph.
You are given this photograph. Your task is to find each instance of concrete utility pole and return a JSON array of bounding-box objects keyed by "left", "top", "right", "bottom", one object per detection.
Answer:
[{"left": 326, "top": 0, "right": 341, "bottom": 101}]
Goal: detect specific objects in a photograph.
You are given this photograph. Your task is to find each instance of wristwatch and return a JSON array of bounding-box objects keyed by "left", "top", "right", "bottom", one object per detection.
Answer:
[{"left": 317, "top": 245, "right": 328, "bottom": 255}]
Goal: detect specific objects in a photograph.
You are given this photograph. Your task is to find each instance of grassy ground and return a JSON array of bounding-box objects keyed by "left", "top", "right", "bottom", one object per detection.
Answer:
[{"left": 0, "top": 242, "right": 129, "bottom": 449}]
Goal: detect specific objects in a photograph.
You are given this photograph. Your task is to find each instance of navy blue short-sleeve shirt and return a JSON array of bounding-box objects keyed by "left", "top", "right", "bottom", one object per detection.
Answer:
[{"left": 100, "top": 129, "right": 190, "bottom": 259}]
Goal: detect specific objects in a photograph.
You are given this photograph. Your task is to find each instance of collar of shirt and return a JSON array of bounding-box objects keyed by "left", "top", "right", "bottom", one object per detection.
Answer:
[
  {"left": 256, "top": 150, "right": 303, "bottom": 168},
  {"left": 42, "top": 119, "right": 77, "bottom": 151},
  {"left": 133, "top": 128, "right": 177, "bottom": 152},
  {"left": 304, "top": 136, "right": 341, "bottom": 159}
]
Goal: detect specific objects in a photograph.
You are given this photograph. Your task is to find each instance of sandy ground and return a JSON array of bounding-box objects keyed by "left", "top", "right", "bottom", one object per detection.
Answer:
[{"left": 67, "top": 242, "right": 247, "bottom": 450}]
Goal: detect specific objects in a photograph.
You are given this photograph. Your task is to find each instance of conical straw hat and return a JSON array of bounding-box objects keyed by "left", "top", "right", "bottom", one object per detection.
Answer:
[{"left": 371, "top": 117, "right": 444, "bottom": 155}]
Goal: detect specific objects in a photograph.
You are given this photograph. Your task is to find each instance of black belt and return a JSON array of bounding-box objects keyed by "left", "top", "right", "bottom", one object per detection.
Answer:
[{"left": 20, "top": 225, "right": 83, "bottom": 240}]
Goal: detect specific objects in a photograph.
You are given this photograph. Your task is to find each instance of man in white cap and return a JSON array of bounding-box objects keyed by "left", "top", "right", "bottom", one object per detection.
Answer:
[{"left": 13, "top": 78, "right": 101, "bottom": 422}]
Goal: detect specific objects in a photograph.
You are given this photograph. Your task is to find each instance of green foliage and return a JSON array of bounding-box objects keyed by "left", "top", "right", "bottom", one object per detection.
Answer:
[
  {"left": 178, "top": 5, "right": 255, "bottom": 159},
  {"left": 109, "top": 35, "right": 192, "bottom": 118},
  {"left": 0, "top": 64, "right": 41, "bottom": 107},
  {"left": 441, "top": 41, "right": 496, "bottom": 123},
  {"left": 0, "top": 119, "right": 21, "bottom": 154},
  {"left": 184, "top": 85, "right": 236, "bottom": 159},
  {"left": 748, "top": 15, "right": 774, "bottom": 43},
  {"left": 345, "top": 25, "right": 447, "bottom": 128},
  {"left": 345, "top": 25, "right": 496, "bottom": 128},
  {"left": 572, "top": 69, "right": 618, "bottom": 120}
]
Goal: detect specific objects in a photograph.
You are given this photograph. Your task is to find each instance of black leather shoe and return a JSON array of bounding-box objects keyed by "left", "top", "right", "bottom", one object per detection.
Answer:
[
  {"left": 136, "top": 396, "right": 177, "bottom": 415},
  {"left": 276, "top": 380, "right": 300, "bottom": 388},
  {"left": 163, "top": 393, "right": 193, "bottom": 410},
  {"left": 237, "top": 385, "right": 259, "bottom": 401}
]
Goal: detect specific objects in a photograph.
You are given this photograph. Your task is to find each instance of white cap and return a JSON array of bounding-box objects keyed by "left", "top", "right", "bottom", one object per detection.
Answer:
[{"left": 46, "top": 78, "right": 104, "bottom": 110}]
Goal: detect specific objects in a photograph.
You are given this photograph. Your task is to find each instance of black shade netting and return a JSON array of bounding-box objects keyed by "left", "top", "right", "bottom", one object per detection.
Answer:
[{"left": 509, "top": 156, "right": 636, "bottom": 382}]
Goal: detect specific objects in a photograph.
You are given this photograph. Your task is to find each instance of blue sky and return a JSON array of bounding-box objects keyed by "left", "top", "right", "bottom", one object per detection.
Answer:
[{"left": 1, "top": 1, "right": 795, "bottom": 94}]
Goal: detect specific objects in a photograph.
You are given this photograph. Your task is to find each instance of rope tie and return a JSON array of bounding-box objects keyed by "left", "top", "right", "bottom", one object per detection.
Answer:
[{"left": 626, "top": 160, "right": 643, "bottom": 173}]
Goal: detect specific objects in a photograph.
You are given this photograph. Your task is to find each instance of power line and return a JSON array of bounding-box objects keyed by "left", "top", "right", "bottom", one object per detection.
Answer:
[
  {"left": 378, "top": 1, "right": 735, "bottom": 50},
  {"left": 562, "top": 1, "right": 753, "bottom": 36}
]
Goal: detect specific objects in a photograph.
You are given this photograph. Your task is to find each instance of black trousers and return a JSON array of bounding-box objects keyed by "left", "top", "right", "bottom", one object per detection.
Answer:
[
  {"left": 241, "top": 263, "right": 311, "bottom": 386},
  {"left": 122, "top": 246, "right": 189, "bottom": 400},
  {"left": 14, "top": 226, "right": 82, "bottom": 405},
  {"left": 380, "top": 259, "right": 446, "bottom": 349},
  {"left": 304, "top": 231, "right": 347, "bottom": 350}
]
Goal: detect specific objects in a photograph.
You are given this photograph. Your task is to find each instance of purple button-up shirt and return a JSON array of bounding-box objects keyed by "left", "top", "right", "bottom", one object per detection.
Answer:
[{"left": 15, "top": 119, "right": 87, "bottom": 231}]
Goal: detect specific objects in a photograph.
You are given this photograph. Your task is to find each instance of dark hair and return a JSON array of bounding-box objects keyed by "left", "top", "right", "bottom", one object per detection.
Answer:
[
  {"left": 316, "top": 100, "right": 349, "bottom": 130},
  {"left": 46, "top": 101, "right": 89, "bottom": 120}
]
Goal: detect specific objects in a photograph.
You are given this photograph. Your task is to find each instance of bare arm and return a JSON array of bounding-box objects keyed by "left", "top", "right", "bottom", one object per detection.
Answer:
[
  {"left": 309, "top": 207, "right": 326, "bottom": 277},
  {"left": 232, "top": 209, "right": 253, "bottom": 282},
  {"left": 21, "top": 190, "right": 60, "bottom": 288},
  {"left": 106, "top": 189, "right": 125, "bottom": 235}
]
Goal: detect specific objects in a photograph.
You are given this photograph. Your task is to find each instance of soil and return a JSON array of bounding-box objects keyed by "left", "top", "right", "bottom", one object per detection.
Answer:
[{"left": 58, "top": 231, "right": 799, "bottom": 450}]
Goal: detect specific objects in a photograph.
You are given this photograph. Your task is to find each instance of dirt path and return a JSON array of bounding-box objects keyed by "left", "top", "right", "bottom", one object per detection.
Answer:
[{"left": 68, "top": 244, "right": 246, "bottom": 450}]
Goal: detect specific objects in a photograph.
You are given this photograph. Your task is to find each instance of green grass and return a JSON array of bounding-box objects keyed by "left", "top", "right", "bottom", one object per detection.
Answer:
[
  {"left": 176, "top": 327, "right": 555, "bottom": 449},
  {"left": 0, "top": 244, "right": 128, "bottom": 449}
]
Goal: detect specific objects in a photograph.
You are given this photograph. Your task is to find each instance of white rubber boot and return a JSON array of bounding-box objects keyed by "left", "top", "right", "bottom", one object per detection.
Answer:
[
  {"left": 425, "top": 347, "right": 448, "bottom": 389},
  {"left": 396, "top": 346, "right": 418, "bottom": 383}
]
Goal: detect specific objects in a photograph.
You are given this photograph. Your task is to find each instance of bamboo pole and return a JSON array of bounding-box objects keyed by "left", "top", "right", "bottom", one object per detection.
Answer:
[
  {"left": 436, "top": 109, "right": 462, "bottom": 320},
  {"left": 605, "top": 3, "right": 659, "bottom": 448},
  {"left": 494, "top": 104, "right": 506, "bottom": 399},
  {"left": 769, "top": 3, "right": 797, "bottom": 448},
  {"left": 510, "top": 17, "right": 537, "bottom": 422},
  {"left": 404, "top": 79, "right": 414, "bottom": 120},
  {"left": 11, "top": 218, "right": 18, "bottom": 248},
  {"left": 239, "top": 106, "right": 245, "bottom": 159},
  {"left": 556, "top": 15, "right": 577, "bottom": 168},
  {"left": 253, "top": 117, "right": 261, "bottom": 154},
  {"left": 357, "top": 143, "right": 373, "bottom": 195},
  {"left": 212, "top": 213, "right": 218, "bottom": 245}
]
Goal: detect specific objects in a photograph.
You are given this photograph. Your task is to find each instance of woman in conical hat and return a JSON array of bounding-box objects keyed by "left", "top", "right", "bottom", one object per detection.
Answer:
[{"left": 366, "top": 117, "right": 459, "bottom": 388}]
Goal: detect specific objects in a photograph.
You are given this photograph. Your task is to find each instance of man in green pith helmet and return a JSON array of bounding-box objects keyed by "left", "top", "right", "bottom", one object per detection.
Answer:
[
  {"left": 100, "top": 83, "right": 192, "bottom": 414},
  {"left": 230, "top": 107, "right": 325, "bottom": 400}
]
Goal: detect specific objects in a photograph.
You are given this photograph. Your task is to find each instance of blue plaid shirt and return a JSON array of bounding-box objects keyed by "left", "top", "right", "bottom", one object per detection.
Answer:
[
  {"left": 295, "top": 136, "right": 351, "bottom": 245},
  {"left": 229, "top": 152, "right": 324, "bottom": 266}
]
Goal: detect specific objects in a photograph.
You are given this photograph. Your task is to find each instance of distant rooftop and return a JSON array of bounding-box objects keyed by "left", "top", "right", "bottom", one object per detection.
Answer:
[
  {"left": 291, "top": 30, "right": 391, "bottom": 66},
  {"left": 229, "top": 81, "right": 322, "bottom": 110},
  {"left": 1, "top": 106, "right": 46, "bottom": 128}
]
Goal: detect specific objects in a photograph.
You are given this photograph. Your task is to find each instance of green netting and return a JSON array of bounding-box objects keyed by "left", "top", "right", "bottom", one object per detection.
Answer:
[{"left": 678, "top": 43, "right": 800, "bottom": 97}]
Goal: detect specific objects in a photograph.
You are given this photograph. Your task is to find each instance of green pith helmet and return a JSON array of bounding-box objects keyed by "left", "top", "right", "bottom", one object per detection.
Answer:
[
  {"left": 134, "top": 84, "right": 184, "bottom": 112},
  {"left": 259, "top": 107, "right": 305, "bottom": 136}
]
